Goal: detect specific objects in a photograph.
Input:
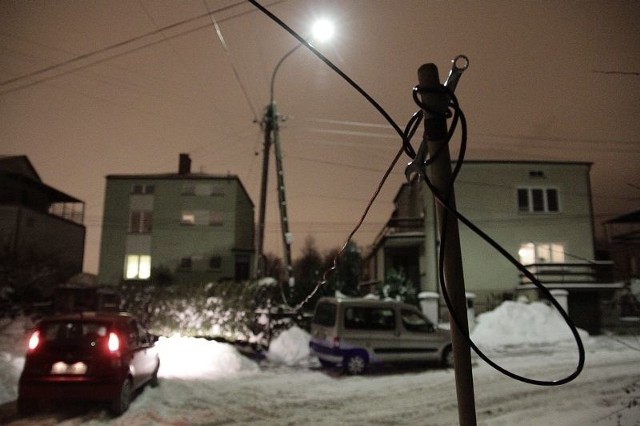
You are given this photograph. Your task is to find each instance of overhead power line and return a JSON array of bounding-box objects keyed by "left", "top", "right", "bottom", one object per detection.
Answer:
[
  {"left": 0, "top": 0, "right": 287, "bottom": 96},
  {"left": 203, "top": 0, "right": 259, "bottom": 121}
]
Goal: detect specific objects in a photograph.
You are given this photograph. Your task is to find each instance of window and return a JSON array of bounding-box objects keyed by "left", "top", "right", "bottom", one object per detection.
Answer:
[
  {"left": 129, "top": 211, "right": 152, "bottom": 233},
  {"left": 181, "top": 184, "right": 195, "bottom": 195},
  {"left": 518, "top": 242, "right": 565, "bottom": 265},
  {"left": 209, "top": 256, "right": 222, "bottom": 270},
  {"left": 210, "top": 211, "right": 224, "bottom": 226},
  {"left": 181, "top": 211, "right": 195, "bottom": 225},
  {"left": 517, "top": 187, "right": 560, "bottom": 213},
  {"left": 312, "top": 302, "right": 337, "bottom": 327},
  {"left": 210, "top": 185, "right": 225, "bottom": 196},
  {"left": 131, "top": 184, "right": 154, "bottom": 195},
  {"left": 344, "top": 307, "right": 395, "bottom": 331},
  {"left": 179, "top": 257, "right": 192, "bottom": 269},
  {"left": 401, "top": 309, "right": 433, "bottom": 333},
  {"left": 124, "top": 255, "right": 151, "bottom": 280},
  {"left": 181, "top": 210, "right": 221, "bottom": 226}
]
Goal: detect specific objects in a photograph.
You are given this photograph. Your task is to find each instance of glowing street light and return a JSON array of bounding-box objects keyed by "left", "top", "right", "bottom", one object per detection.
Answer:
[{"left": 311, "top": 19, "right": 335, "bottom": 43}]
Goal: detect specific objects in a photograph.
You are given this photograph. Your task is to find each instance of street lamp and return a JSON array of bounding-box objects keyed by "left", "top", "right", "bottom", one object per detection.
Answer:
[{"left": 255, "top": 19, "right": 335, "bottom": 289}]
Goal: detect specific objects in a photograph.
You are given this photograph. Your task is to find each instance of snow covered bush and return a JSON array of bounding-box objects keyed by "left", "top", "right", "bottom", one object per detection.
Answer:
[{"left": 119, "top": 279, "right": 282, "bottom": 346}]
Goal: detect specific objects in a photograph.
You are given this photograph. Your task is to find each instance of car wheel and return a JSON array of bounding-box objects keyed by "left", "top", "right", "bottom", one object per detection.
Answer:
[
  {"left": 110, "top": 377, "right": 132, "bottom": 416},
  {"left": 442, "top": 346, "right": 454, "bottom": 368},
  {"left": 344, "top": 352, "right": 368, "bottom": 375}
]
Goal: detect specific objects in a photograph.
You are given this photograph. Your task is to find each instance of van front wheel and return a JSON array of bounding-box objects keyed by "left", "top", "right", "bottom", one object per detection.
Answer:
[{"left": 344, "top": 352, "right": 368, "bottom": 375}]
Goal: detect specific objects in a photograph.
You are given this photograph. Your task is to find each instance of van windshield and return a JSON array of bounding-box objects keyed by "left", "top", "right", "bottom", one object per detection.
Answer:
[{"left": 313, "top": 302, "right": 337, "bottom": 327}]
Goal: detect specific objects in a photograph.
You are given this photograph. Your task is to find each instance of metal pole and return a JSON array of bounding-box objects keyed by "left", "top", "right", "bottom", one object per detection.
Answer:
[{"left": 418, "top": 63, "right": 477, "bottom": 425}]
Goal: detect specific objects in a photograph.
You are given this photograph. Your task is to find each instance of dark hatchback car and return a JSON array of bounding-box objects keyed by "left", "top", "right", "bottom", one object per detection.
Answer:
[{"left": 18, "top": 312, "right": 160, "bottom": 416}]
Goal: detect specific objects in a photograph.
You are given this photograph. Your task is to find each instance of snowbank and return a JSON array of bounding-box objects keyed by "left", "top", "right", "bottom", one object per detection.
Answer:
[
  {"left": 470, "top": 300, "right": 589, "bottom": 349},
  {"left": 155, "top": 336, "right": 259, "bottom": 379},
  {"left": 265, "top": 326, "right": 311, "bottom": 366},
  {"left": 0, "top": 317, "right": 32, "bottom": 404}
]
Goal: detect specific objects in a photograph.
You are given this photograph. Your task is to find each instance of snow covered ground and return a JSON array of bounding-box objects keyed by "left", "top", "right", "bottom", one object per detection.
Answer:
[{"left": 0, "top": 301, "right": 639, "bottom": 425}]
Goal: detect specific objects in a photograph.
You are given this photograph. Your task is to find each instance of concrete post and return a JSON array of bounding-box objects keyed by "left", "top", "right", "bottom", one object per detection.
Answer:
[
  {"left": 550, "top": 289, "right": 569, "bottom": 314},
  {"left": 466, "top": 292, "right": 476, "bottom": 331},
  {"left": 419, "top": 291, "right": 440, "bottom": 325}
]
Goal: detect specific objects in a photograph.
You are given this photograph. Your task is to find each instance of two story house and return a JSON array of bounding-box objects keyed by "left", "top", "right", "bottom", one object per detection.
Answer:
[
  {"left": 368, "top": 160, "right": 622, "bottom": 333},
  {"left": 0, "top": 155, "right": 86, "bottom": 297},
  {"left": 98, "top": 154, "right": 254, "bottom": 286}
]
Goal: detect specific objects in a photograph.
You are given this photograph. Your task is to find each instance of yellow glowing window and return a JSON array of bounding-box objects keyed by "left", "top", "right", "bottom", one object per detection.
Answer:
[{"left": 124, "top": 255, "right": 151, "bottom": 280}]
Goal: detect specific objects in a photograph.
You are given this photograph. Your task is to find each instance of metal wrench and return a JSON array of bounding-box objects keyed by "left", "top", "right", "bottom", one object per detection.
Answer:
[
  {"left": 444, "top": 55, "right": 469, "bottom": 92},
  {"left": 404, "top": 55, "right": 469, "bottom": 181}
]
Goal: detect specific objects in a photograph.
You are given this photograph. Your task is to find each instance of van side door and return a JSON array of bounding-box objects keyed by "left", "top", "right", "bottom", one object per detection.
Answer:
[
  {"left": 342, "top": 306, "right": 398, "bottom": 363},
  {"left": 397, "top": 308, "right": 445, "bottom": 362}
]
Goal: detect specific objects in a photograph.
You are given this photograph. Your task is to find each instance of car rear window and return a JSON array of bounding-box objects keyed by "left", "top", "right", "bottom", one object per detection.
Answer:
[
  {"left": 313, "top": 302, "right": 337, "bottom": 327},
  {"left": 41, "top": 321, "right": 108, "bottom": 342}
]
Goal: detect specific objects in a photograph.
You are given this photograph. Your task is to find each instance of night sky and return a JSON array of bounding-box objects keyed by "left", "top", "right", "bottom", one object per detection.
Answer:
[{"left": 1, "top": 0, "right": 639, "bottom": 274}]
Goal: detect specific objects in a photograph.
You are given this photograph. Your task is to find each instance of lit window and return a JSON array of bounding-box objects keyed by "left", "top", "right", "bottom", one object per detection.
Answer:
[
  {"left": 517, "top": 188, "right": 560, "bottom": 213},
  {"left": 181, "top": 212, "right": 195, "bottom": 225},
  {"left": 518, "top": 242, "right": 565, "bottom": 265},
  {"left": 129, "top": 211, "right": 152, "bottom": 233},
  {"left": 124, "top": 255, "right": 151, "bottom": 280}
]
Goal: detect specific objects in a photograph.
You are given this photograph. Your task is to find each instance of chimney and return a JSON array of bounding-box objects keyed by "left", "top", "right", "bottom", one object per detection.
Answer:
[{"left": 179, "top": 153, "right": 191, "bottom": 175}]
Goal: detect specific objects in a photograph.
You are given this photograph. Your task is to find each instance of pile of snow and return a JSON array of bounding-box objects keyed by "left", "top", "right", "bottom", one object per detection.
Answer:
[
  {"left": 0, "top": 317, "right": 33, "bottom": 403},
  {"left": 265, "top": 326, "right": 311, "bottom": 365},
  {"left": 470, "top": 300, "right": 590, "bottom": 349},
  {"left": 155, "top": 336, "right": 258, "bottom": 379},
  {"left": 154, "top": 325, "right": 312, "bottom": 380}
]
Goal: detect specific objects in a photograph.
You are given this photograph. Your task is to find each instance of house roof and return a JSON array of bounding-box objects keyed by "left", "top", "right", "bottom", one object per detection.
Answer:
[
  {"left": 1, "top": 155, "right": 82, "bottom": 203},
  {"left": 106, "top": 172, "right": 240, "bottom": 180},
  {"left": 456, "top": 159, "right": 593, "bottom": 167},
  {"left": 106, "top": 172, "right": 254, "bottom": 207},
  {"left": 0, "top": 155, "right": 42, "bottom": 182},
  {"left": 2, "top": 172, "right": 82, "bottom": 203},
  {"left": 606, "top": 210, "right": 640, "bottom": 224}
]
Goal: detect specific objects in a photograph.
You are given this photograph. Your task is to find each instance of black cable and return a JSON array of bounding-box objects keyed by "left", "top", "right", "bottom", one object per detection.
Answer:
[{"left": 249, "top": 0, "right": 586, "bottom": 385}]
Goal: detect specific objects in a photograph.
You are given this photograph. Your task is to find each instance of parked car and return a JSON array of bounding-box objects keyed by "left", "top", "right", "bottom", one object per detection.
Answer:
[
  {"left": 309, "top": 297, "right": 452, "bottom": 374},
  {"left": 18, "top": 312, "right": 160, "bottom": 416}
]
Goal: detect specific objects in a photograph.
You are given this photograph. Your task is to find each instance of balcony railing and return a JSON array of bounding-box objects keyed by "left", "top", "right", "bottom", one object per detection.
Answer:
[
  {"left": 48, "top": 202, "right": 85, "bottom": 225},
  {"left": 372, "top": 216, "right": 424, "bottom": 248},
  {"left": 518, "top": 261, "right": 614, "bottom": 286}
]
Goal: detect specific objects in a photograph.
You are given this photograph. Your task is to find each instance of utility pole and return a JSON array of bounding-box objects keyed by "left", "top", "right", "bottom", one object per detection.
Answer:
[
  {"left": 418, "top": 61, "right": 476, "bottom": 425},
  {"left": 255, "top": 104, "right": 274, "bottom": 279}
]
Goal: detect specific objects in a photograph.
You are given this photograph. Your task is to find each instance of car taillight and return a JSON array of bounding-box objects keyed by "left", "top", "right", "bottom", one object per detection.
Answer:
[
  {"left": 28, "top": 330, "right": 40, "bottom": 351},
  {"left": 332, "top": 336, "right": 340, "bottom": 348},
  {"left": 108, "top": 332, "right": 120, "bottom": 352}
]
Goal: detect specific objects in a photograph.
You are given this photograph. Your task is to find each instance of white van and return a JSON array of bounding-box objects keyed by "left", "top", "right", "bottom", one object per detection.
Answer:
[{"left": 309, "top": 297, "right": 452, "bottom": 374}]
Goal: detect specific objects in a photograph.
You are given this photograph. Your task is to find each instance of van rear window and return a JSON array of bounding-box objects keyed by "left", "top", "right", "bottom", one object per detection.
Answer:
[
  {"left": 344, "top": 307, "right": 395, "bottom": 330},
  {"left": 313, "top": 303, "right": 337, "bottom": 327}
]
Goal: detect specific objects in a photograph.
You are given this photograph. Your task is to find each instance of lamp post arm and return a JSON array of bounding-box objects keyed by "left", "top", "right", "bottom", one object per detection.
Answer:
[{"left": 270, "top": 43, "right": 303, "bottom": 104}]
